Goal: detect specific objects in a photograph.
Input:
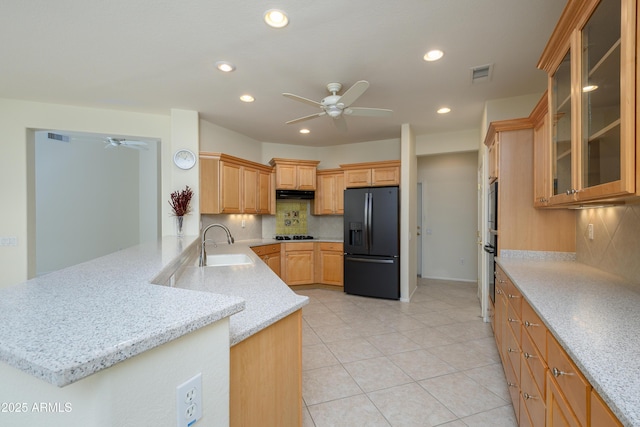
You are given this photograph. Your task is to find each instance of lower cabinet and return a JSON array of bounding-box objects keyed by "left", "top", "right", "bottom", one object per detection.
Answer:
[
  {"left": 252, "top": 242, "right": 344, "bottom": 287},
  {"left": 251, "top": 243, "right": 281, "bottom": 277},
  {"left": 283, "top": 242, "right": 315, "bottom": 285},
  {"left": 230, "top": 310, "right": 302, "bottom": 427},
  {"left": 315, "top": 242, "right": 344, "bottom": 287},
  {"left": 494, "top": 265, "right": 622, "bottom": 427}
]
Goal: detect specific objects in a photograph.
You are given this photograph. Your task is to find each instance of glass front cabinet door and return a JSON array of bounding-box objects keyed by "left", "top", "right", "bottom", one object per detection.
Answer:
[{"left": 540, "top": 0, "right": 636, "bottom": 205}]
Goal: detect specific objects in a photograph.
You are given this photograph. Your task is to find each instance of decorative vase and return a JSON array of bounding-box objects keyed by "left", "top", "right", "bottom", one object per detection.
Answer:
[{"left": 175, "top": 216, "right": 185, "bottom": 238}]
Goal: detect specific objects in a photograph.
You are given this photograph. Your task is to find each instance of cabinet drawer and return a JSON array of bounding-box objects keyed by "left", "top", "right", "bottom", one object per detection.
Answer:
[
  {"left": 520, "top": 361, "right": 546, "bottom": 427},
  {"left": 521, "top": 328, "right": 547, "bottom": 399},
  {"left": 318, "top": 242, "right": 343, "bottom": 252},
  {"left": 505, "top": 280, "right": 522, "bottom": 318},
  {"left": 251, "top": 244, "right": 280, "bottom": 256},
  {"left": 547, "top": 332, "right": 590, "bottom": 427},
  {"left": 283, "top": 242, "right": 315, "bottom": 251},
  {"left": 522, "top": 299, "right": 547, "bottom": 356}
]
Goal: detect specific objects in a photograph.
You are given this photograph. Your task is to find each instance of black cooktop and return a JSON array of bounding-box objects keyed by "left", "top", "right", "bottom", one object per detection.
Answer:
[{"left": 275, "top": 235, "right": 314, "bottom": 240}]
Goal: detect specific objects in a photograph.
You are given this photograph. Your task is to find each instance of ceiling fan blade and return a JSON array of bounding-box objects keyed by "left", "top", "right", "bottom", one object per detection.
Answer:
[
  {"left": 344, "top": 107, "right": 393, "bottom": 117},
  {"left": 286, "top": 112, "right": 325, "bottom": 125},
  {"left": 333, "top": 116, "right": 348, "bottom": 132},
  {"left": 283, "top": 93, "right": 322, "bottom": 108},
  {"left": 120, "top": 140, "right": 148, "bottom": 146},
  {"left": 337, "top": 80, "right": 369, "bottom": 107}
]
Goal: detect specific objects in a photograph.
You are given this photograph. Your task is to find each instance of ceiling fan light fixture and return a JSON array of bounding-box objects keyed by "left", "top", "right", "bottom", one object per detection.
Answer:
[
  {"left": 264, "top": 9, "right": 289, "bottom": 28},
  {"left": 215, "top": 61, "right": 236, "bottom": 73},
  {"left": 423, "top": 49, "right": 444, "bottom": 62},
  {"left": 326, "top": 105, "right": 342, "bottom": 118},
  {"left": 240, "top": 94, "right": 255, "bottom": 103}
]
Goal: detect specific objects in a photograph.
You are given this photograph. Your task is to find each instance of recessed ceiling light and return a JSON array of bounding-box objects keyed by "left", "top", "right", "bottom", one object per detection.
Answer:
[
  {"left": 583, "top": 85, "right": 598, "bottom": 92},
  {"left": 215, "top": 61, "right": 236, "bottom": 72},
  {"left": 437, "top": 107, "right": 451, "bottom": 114},
  {"left": 264, "top": 9, "right": 289, "bottom": 28},
  {"left": 299, "top": 129, "right": 310, "bottom": 134},
  {"left": 423, "top": 49, "right": 444, "bottom": 62},
  {"left": 240, "top": 94, "right": 255, "bottom": 103}
]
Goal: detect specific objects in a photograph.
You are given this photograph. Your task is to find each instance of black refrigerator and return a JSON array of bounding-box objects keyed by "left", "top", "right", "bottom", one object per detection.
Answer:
[{"left": 343, "top": 186, "right": 400, "bottom": 300}]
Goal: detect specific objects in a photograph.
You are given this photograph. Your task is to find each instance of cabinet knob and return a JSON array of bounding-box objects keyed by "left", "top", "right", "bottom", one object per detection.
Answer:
[
  {"left": 524, "top": 320, "right": 539, "bottom": 328},
  {"left": 523, "top": 352, "right": 536, "bottom": 360},
  {"left": 552, "top": 367, "right": 574, "bottom": 377},
  {"left": 566, "top": 189, "right": 578, "bottom": 195},
  {"left": 523, "top": 392, "right": 538, "bottom": 400},
  {"left": 507, "top": 294, "right": 521, "bottom": 299}
]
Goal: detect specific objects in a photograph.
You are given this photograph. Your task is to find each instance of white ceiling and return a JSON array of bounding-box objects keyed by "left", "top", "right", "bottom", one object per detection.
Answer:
[{"left": 0, "top": 0, "right": 566, "bottom": 147}]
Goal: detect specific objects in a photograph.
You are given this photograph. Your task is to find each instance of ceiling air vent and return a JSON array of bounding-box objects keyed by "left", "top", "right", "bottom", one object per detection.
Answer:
[
  {"left": 47, "top": 132, "right": 70, "bottom": 142},
  {"left": 471, "top": 64, "right": 493, "bottom": 84}
]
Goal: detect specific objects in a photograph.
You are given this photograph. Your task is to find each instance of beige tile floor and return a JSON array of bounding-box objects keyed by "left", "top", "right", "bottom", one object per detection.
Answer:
[{"left": 295, "top": 279, "right": 517, "bottom": 427}]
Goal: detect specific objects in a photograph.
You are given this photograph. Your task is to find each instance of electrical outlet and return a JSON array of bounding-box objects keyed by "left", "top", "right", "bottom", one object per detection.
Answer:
[
  {"left": 588, "top": 223, "right": 594, "bottom": 240},
  {"left": 177, "top": 373, "right": 202, "bottom": 427}
]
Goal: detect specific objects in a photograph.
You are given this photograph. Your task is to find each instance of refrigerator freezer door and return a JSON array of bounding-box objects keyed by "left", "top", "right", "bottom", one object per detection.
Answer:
[
  {"left": 344, "top": 255, "right": 400, "bottom": 299},
  {"left": 344, "top": 188, "right": 369, "bottom": 255}
]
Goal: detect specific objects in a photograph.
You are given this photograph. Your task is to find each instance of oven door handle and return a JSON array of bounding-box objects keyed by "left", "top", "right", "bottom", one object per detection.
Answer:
[{"left": 483, "top": 244, "right": 496, "bottom": 255}]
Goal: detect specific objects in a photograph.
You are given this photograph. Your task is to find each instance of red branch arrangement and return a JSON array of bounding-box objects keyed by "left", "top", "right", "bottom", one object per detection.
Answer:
[{"left": 168, "top": 186, "right": 193, "bottom": 216}]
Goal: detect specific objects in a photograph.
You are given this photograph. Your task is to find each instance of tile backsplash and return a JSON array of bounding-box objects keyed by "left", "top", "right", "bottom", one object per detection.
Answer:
[
  {"left": 576, "top": 204, "right": 640, "bottom": 284},
  {"left": 275, "top": 201, "right": 308, "bottom": 235}
]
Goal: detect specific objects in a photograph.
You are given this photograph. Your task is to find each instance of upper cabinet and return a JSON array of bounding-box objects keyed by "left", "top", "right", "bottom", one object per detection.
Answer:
[
  {"left": 538, "top": 0, "right": 637, "bottom": 205},
  {"left": 314, "top": 169, "right": 345, "bottom": 215},
  {"left": 269, "top": 158, "right": 320, "bottom": 190},
  {"left": 200, "top": 152, "right": 274, "bottom": 215},
  {"left": 340, "top": 160, "right": 401, "bottom": 188}
]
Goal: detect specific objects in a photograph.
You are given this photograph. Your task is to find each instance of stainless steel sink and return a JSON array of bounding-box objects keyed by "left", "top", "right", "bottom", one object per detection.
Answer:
[{"left": 197, "top": 253, "right": 253, "bottom": 267}]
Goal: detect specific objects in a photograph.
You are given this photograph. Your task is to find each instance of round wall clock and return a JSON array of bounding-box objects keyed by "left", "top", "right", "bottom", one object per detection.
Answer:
[{"left": 173, "top": 149, "right": 196, "bottom": 170}]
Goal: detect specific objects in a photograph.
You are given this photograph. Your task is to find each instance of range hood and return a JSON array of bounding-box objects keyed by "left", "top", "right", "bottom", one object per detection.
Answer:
[{"left": 276, "top": 190, "right": 315, "bottom": 200}]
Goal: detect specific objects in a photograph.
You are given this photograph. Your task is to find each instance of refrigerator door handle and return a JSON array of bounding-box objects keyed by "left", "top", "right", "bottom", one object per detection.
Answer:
[
  {"left": 363, "top": 192, "right": 369, "bottom": 250},
  {"left": 345, "top": 256, "right": 395, "bottom": 264},
  {"left": 366, "top": 191, "right": 373, "bottom": 250}
]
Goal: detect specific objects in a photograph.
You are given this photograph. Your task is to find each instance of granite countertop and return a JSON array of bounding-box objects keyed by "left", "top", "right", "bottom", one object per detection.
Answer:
[
  {"left": 0, "top": 237, "right": 245, "bottom": 387},
  {"left": 496, "top": 256, "right": 640, "bottom": 427},
  {"left": 175, "top": 239, "right": 310, "bottom": 346}
]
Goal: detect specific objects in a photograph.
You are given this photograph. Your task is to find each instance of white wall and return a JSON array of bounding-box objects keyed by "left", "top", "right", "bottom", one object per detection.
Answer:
[
  {"left": 317, "top": 138, "right": 401, "bottom": 169},
  {"left": 0, "top": 319, "right": 230, "bottom": 427},
  {"left": 199, "top": 119, "right": 262, "bottom": 163},
  {"left": 418, "top": 151, "right": 479, "bottom": 282},
  {"left": 482, "top": 93, "right": 542, "bottom": 136},
  {"left": 0, "top": 98, "right": 172, "bottom": 288},
  {"left": 400, "top": 125, "right": 417, "bottom": 301},
  {"left": 416, "top": 129, "right": 479, "bottom": 156}
]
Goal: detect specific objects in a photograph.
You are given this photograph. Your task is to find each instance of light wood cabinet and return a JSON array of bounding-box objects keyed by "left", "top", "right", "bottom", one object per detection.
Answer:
[
  {"left": 340, "top": 160, "right": 400, "bottom": 188},
  {"left": 200, "top": 152, "right": 273, "bottom": 215},
  {"left": 494, "top": 264, "right": 624, "bottom": 427},
  {"left": 488, "top": 133, "right": 500, "bottom": 183},
  {"left": 314, "top": 169, "right": 345, "bottom": 215},
  {"left": 538, "top": 0, "right": 637, "bottom": 205},
  {"left": 283, "top": 242, "right": 315, "bottom": 286},
  {"left": 230, "top": 310, "right": 302, "bottom": 427},
  {"left": 315, "top": 242, "right": 343, "bottom": 286},
  {"left": 484, "top": 119, "right": 576, "bottom": 254},
  {"left": 591, "top": 389, "right": 623, "bottom": 427},
  {"left": 251, "top": 243, "right": 282, "bottom": 277},
  {"left": 269, "top": 158, "right": 320, "bottom": 190},
  {"left": 531, "top": 93, "right": 552, "bottom": 207}
]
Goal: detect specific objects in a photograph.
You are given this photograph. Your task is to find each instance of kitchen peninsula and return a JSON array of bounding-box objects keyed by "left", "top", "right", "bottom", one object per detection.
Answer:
[{"left": 0, "top": 235, "right": 309, "bottom": 427}]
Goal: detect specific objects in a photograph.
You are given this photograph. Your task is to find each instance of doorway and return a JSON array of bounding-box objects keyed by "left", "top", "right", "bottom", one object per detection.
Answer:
[
  {"left": 417, "top": 182, "right": 423, "bottom": 277},
  {"left": 33, "top": 130, "right": 160, "bottom": 276}
]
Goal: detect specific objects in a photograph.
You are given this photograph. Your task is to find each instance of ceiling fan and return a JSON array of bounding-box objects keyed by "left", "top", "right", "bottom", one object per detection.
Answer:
[
  {"left": 47, "top": 133, "right": 148, "bottom": 150},
  {"left": 102, "top": 137, "right": 148, "bottom": 150},
  {"left": 282, "top": 80, "right": 392, "bottom": 131}
]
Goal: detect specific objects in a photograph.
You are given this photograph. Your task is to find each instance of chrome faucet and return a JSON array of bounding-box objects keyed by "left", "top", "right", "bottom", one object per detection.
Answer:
[{"left": 199, "top": 223, "right": 235, "bottom": 267}]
